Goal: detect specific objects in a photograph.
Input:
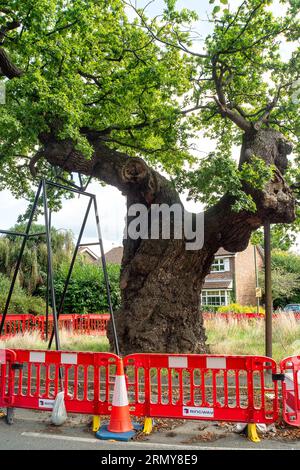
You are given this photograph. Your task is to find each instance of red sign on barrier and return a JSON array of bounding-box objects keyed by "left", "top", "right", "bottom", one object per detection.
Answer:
[{"left": 281, "top": 356, "right": 300, "bottom": 427}]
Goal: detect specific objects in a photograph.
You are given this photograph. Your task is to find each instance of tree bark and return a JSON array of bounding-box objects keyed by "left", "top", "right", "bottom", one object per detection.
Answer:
[{"left": 39, "top": 126, "right": 295, "bottom": 355}]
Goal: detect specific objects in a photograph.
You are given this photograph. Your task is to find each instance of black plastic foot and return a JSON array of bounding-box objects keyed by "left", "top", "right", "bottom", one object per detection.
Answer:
[{"left": 6, "top": 407, "right": 14, "bottom": 425}]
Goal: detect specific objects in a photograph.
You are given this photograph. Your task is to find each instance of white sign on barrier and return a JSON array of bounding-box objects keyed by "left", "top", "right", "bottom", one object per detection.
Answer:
[
  {"left": 182, "top": 406, "right": 214, "bottom": 418},
  {"left": 30, "top": 352, "right": 46, "bottom": 363},
  {"left": 206, "top": 357, "right": 226, "bottom": 369},
  {"left": 168, "top": 356, "right": 188, "bottom": 369},
  {"left": 61, "top": 353, "right": 77, "bottom": 365},
  {"left": 39, "top": 399, "right": 55, "bottom": 409}
]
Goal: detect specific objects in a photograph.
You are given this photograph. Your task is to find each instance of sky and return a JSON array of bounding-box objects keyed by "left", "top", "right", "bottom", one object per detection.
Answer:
[{"left": 0, "top": 0, "right": 297, "bottom": 255}]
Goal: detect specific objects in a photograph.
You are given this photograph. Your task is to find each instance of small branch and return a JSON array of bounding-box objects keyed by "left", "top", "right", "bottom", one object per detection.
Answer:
[
  {"left": 211, "top": 57, "right": 252, "bottom": 132},
  {"left": 125, "top": 1, "right": 208, "bottom": 59},
  {"left": 45, "top": 20, "right": 78, "bottom": 37}
]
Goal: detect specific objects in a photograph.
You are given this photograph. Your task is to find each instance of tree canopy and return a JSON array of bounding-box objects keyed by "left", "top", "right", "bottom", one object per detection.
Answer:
[{"left": 0, "top": 0, "right": 299, "bottom": 216}]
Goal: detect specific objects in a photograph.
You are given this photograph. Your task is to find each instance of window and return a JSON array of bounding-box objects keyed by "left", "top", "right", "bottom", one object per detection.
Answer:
[
  {"left": 210, "top": 258, "right": 230, "bottom": 272},
  {"left": 201, "top": 289, "right": 231, "bottom": 306}
]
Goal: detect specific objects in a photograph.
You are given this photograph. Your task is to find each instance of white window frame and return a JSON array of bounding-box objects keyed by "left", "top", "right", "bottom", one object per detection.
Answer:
[
  {"left": 210, "top": 257, "right": 230, "bottom": 273},
  {"left": 201, "top": 289, "right": 231, "bottom": 306}
]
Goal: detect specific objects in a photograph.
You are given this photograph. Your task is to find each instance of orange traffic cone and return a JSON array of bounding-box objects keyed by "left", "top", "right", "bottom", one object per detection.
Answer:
[
  {"left": 108, "top": 358, "right": 133, "bottom": 433},
  {"left": 96, "top": 357, "right": 140, "bottom": 441}
]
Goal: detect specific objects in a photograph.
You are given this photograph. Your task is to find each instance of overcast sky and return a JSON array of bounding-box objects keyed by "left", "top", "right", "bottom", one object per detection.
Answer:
[{"left": 0, "top": 0, "right": 297, "bottom": 255}]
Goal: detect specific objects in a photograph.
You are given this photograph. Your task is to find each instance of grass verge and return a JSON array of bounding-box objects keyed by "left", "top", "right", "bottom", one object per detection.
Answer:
[
  {"left": 0, "top": 314, "right": 299, "bottom": 363},
  {"left": 205, "top": 313, "right": 300, "bottom": 362}
]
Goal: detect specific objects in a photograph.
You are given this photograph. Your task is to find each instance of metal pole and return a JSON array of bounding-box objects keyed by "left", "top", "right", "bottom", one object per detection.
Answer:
[
  {"left": 254, "top": 245, "right": 260, "bottom": 315},
  {"left": 0, "top": 181, "right": 43, "bottom": 336},
  {"left": 93, "top": 196, "right": 120, "bottom": 356},
  {"left": 45, "top": 211, "right": 52, "bottom": 341},
  {"left": 48, "top": 197, "right": 93, "bottom": 349},
  {"left": 42, "top": 179, "right": 61, "bottom": 351},
  {"left": 264, "top": 220, "right": 272, "bottom": 358}
]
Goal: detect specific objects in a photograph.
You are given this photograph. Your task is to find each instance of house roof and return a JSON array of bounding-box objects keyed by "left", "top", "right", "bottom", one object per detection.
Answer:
[
  {"left": 203, "top": 280, "right": 233, "bottom": 289},
  {"left": 215, "top": 247, "right": 235, "bottom": 257},
  {"left": 78, "top": 246, "right": 99, "bottom": 261},
  {"left": 102, "top": 243, "right": 263, "bottom": 265},
  {"left": 104, "top": 246, "right": 123, "bottom": 265}
]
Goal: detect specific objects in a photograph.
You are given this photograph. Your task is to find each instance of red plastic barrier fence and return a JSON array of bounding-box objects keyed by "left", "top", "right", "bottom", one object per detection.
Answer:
[
  {"left": 1, "top": 313, "right": 300, "bottom": 340},
  {"left": 280, "top": 356, "right": 300, "bottom": 427},
  {"left": 0, "top": 314, "right": 110, "bottom": 339},
  {"left": 0, "top": 348, "right": 118, "bottom": 415},
  {"left": 124, "top": 353, "right": 279, "bottom": 424},
  {"left": 0, "top": 315, "right": 33, "bottom": 338},
  {"left": 1, "top": 349, "right": 300, "bottom": 427},
  {"left": 203, "top": 313, "right": 300, "bottom": 321}
]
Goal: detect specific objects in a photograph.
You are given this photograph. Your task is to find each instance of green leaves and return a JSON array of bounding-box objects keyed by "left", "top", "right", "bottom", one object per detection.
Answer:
[
  {"left": 213, "top": 6, "right": 221, "bottom": 15},
  {"left": 0, "top": 0, "right": 299, "bottom": 221}
]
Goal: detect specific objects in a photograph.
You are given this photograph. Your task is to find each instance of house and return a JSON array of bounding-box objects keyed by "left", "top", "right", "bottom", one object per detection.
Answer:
[
  {"left": 104, "top": 243, "right": 264, "bottom": 307},
  {"left": 78, "top": 246, "right": 99, "bottom": 264},
  {"left": 201, "top": 244, "right": 264, "bottom": 307}
]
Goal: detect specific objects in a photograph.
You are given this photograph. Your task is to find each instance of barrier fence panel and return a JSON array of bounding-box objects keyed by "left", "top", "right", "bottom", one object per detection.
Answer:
[
  {"left": 0, "top": 314, "right": 110, "bottom": 339},
  {"left": 281, "top": 356, "right": 300, "bottom": 427},
  {"left": 0, "top": 315, "right": 34, "bottom": 338},
  {"left": 124, "top": 354, "right": 279, "bottom": 424},
  {"left": 2, "top": 350, "right": 300, "bottom": 427},
  {"left": 0, "top": 349, "right": 118, "bottom": 416}
]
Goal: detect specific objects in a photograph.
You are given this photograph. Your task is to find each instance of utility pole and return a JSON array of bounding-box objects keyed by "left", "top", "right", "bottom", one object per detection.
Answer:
[
  {"left": 264, "top": 220, "right": 272, "bottom": 358},
  {"left": 254, "top": 245, "right": 260, "bottom": 315}
]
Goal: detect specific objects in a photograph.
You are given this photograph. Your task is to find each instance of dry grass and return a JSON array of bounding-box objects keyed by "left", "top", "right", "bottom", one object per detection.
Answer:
[
  {"left": 205, "top": 313, "right": 300, "bottom": 362},
  {"left": 0, "top": 315, "right": 299, "bottom": 363},
  {"left": 0, "top": 329, "right": 109, "bottom": 352}
]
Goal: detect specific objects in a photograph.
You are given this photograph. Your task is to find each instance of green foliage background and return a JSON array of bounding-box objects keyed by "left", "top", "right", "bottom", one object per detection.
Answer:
[
  {"left": 259, "top": 249, "right": 300, "bottom": 307},
  {"left": 0, "top": 273, "right": 47, "bottom": 314},
  {"left": 38, "top": 261, "right": 121, "bottom": 314}
]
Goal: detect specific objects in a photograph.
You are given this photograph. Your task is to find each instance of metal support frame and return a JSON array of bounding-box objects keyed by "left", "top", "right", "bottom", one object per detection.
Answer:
[
  {"left": 264, "top": 220, "right": 272, "bottom": 358},
  {"left": 0, "top": 180, "right": 43, "bottom": 336},
  {"left": 0, "top": 178, "right": 119, "bottom": 355}
]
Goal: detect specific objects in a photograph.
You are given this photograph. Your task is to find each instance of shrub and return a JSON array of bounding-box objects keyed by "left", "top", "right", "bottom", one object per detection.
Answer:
[
  {"left": 217, "top": 303, "right": 265, "bottom": 314},
  {"left": 39, "top": 261, "right": 121, "bottom": 314},
  {"left": 0, "top": 273, "right": 48, "bottom": 315},
  {"left": 201, "top": 305, "right": 219, "bottom": 313}
]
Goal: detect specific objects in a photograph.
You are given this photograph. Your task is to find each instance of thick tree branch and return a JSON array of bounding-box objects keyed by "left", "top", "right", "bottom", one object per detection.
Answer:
[
  {"left": 0, "top": 47, "right": 22, "bottom": 78},
  {"left": 37, "top": 132, "right": 179, "bottom": 207}
]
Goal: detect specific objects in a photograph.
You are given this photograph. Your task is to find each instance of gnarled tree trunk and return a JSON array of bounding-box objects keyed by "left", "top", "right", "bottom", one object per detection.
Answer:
[{"left": 40, "top": 126, "right": 295, "bottom": 355}]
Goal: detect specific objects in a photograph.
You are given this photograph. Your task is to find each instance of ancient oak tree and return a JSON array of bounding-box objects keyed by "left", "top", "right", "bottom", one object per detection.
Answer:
[{"left": 0, "top": 0, "right": 299, "bottom": 353}]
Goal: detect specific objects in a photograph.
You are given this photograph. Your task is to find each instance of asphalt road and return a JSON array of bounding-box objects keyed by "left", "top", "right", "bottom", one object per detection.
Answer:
[{"left": 0, "top": 409, "right": 299, "bottom": 451}]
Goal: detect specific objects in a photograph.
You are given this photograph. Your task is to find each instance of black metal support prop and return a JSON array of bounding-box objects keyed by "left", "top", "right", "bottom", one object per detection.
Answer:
[
  {"left": 42, "top": 179, "right": 61, "bottom": 351},
  {"left": 93, "top": 196, "right": 120, "bottom": 356},
  {"left": 0, "top": 181, "right": 43, "bottom": 336},
  {"left": 264, "top": 220, "right": 273, "bottom": 358},
  {"left": 48, "top": 197, "right": 93, "bottom": 349},
  {"left": 45, "top": 211, "right": 52, "bottom": 341},
  {"left": 0, "top": 177, "right": 118, "bottom": 356},
  {"left": 45, "top": 178, "right": 118, "bottom": 354}
]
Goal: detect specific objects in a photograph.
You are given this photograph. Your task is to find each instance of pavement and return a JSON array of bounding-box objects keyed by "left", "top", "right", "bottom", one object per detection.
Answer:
[{"left": 0, "top": 409, "right": 300, "bottom": 450}]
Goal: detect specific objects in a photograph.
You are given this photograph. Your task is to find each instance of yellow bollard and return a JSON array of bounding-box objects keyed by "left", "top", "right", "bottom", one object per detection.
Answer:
[
  {"left": 143, "top": 417, "right": 153, "bottom": 435},
  {"left": 93, "top": 415, "right": 101, "bottom": 432},
  {"left": 247, "top": 423, "right": 260, "bottom": 443}
]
